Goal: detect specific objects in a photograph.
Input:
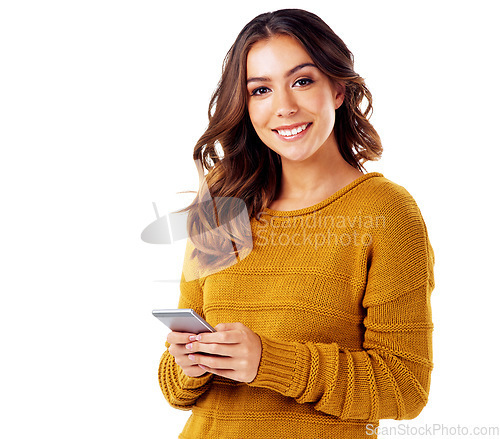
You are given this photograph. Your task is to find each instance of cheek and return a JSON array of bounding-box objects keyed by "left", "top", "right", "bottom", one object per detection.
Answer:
[
  {"left": 248, "top": 101, "right": 270, "bottom": 132},
  {"left": 309, "top": 90, "right": 334, "bottom": 115},
  {"left": 309, "top": 91, "right": 336, "bottom": 130}
]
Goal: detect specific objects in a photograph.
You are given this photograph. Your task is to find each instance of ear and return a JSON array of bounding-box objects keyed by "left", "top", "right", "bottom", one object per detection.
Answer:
[{"left": 332, "top": 81, "right": 346, "bottom": 110}]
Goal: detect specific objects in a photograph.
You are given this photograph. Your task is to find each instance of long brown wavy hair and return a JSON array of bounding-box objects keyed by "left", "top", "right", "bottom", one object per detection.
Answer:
[{"left": 175, "top": 8, "right": 383, "bottom": 275}]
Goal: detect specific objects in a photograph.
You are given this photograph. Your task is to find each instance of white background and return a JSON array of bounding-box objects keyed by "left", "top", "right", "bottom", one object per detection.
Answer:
[{"left": 1, "top": 0, "right": 499, "bottom": 438}]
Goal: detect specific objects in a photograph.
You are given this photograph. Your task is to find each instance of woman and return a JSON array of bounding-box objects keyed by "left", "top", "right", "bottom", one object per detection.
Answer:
[{"left": 158, "top": 8, "right": 435, "bottom": 439}]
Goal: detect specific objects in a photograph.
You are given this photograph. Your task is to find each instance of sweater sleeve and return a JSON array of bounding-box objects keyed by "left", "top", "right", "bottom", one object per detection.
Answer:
[
  {"left": 247, "top": 188, "right": 435, "bottom": 421},
  {"left": 158, "top": 240, "right": 215, "bottom": 410}
]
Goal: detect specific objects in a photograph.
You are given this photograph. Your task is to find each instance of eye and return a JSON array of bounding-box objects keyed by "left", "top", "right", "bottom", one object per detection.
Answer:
[
  {"left": 251, "top": 86, "right": 271, "bottom": 96},
  {"left": 294, "top": 78, "right": 314, "bottom": 87}
]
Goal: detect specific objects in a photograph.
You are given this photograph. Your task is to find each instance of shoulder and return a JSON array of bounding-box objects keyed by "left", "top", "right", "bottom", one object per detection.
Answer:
[
  {"left": 362, "top": 174, "right": 418, "bottom": 205},
  {"left": 358, "top": 175, "right": 432, "bottom": 263},
  {"left": 360, "top": 174, "right": 425, "bottom": 226},
  {"left": 361, "top": 176, "right": 434, "bottom": 303}
]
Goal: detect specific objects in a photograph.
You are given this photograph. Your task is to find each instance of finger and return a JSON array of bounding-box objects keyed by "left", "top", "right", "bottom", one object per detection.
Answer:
[
  {"left": 188, "top": 353, "right": 239, "bottom": 370},
  {"left": 214, "top": 322, "right": 247, "bottom": 332},
  {"left": 181, "top": 365, "right": 209, "bottom": 378},
  {"left": 186, "top": 342, "right": 234, "bottom": 356},
  {"left": 175, "top": 354, "right": 201, "bottom": 369},
  {"left": 173, "top": 350, "right": 208, "bottom": 368},
  {"left": 166, "top": 331, "right": 196, "bottom": 345},
  {"left": 194, "top": 329, "right": 241, "bottom": 344},
  {"left": 168, "top": 339, "right": 208, "bottom": 358},
  {"left": 198, "top": 365, "right": 236, "bottom": 381},
  {"left": 168, "top": 343, "right": 190, "bottom": 357}
]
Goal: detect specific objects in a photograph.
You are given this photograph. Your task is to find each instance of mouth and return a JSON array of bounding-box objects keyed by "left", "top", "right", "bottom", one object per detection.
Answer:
[{"left": 272, "top": 122, "right": 312, "bottom": 141}]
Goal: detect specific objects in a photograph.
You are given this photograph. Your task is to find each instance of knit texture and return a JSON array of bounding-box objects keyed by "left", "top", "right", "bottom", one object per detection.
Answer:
[{"left": 158, "top": 172, "right": 435, "bottom": 439}]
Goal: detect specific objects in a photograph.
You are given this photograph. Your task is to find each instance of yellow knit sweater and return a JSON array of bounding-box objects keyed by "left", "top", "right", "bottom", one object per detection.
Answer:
[{"left": 158, "top": 172, "right": 435, "bottom": 439}]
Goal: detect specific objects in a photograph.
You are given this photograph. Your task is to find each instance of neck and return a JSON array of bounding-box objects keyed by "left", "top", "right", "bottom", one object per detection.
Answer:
[{"left": 276, "top": 136, "right": 363, "bottom": 201}]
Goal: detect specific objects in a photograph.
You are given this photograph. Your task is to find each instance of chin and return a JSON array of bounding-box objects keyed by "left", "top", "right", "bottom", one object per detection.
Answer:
[{"left": 279, "top": 152, "right": 314, "bottom": 162}]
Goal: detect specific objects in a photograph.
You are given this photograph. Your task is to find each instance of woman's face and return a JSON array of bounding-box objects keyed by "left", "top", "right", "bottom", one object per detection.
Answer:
[{"left": 246, "top": 34, "right": 344, "bottom": 163}]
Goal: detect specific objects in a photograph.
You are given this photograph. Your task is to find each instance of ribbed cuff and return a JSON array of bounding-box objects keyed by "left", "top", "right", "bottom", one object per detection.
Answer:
[
  {"left": 164, "top": 341, "right": 213, "bottom": 390},
  {"left": 178, "top": 368, "right": 213, "bottom": 390},
  {"left": 247, "top": 334, "right": 309, "bottom": 398}
]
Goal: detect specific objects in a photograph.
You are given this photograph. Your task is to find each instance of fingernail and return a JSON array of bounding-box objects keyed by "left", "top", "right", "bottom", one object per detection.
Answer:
[
  {"left": 196, "top": 335, "right": 202, "bottom": 341},
  {"left": 185, "top": 343, "right": 192, "bottom": 350},
  {"left": 189, "top": 335, "right": 197, "bottom": 341},
  {"left": 188, "top": 354, "right": 195, "bottom": 361}
]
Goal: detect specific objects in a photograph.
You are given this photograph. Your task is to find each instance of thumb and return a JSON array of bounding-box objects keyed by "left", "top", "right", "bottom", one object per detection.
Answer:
[{"left": 214, "top": 322, "right": 237, "bottom": 331}]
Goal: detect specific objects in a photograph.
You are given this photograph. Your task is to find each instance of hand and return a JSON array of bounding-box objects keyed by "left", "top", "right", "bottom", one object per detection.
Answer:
[
  {"left": 185, "top": 322, "right": 262, "bottom": 383},
  {"left": 166, "top": 331, "right": 210, "bottom": 378}
]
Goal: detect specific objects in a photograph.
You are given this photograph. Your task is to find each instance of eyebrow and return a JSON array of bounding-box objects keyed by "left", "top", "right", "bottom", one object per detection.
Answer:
[{"left": 246, "top": 63, "right": 317, "bottom": 85}]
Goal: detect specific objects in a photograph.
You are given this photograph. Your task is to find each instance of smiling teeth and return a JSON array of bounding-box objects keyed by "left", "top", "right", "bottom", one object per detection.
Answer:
[{"left": 277, "top": 123, "right": 309, "bottom": 137}]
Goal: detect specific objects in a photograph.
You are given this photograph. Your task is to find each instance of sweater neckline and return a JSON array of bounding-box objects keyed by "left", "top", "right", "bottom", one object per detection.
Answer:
[{"left": 261, "top": 172, "right": 384, "bottom": 217}]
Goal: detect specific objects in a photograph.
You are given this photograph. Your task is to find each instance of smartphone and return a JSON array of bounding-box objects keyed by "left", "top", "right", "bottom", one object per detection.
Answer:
[{"left": 152, "top": 308, "right": 215, "bottom": 333}]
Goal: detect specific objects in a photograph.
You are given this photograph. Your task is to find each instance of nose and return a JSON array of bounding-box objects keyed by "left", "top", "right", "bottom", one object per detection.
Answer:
[{"left": 274, "top": 88, "right": 298, "bottom": 117}]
